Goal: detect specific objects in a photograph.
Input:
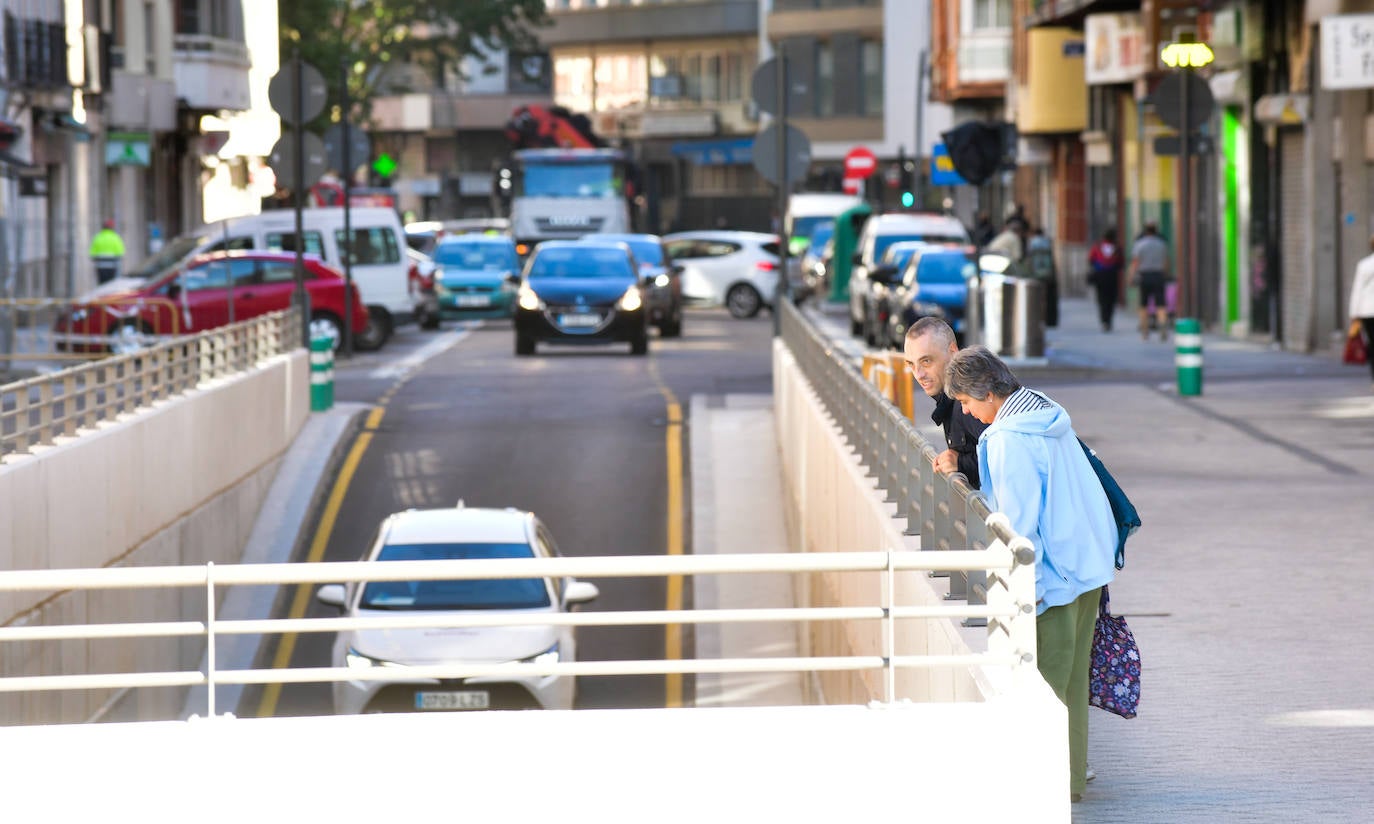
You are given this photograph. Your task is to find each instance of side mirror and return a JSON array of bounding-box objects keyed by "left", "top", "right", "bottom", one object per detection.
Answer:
[
  {"left": 851, "top": 252, "right": 863, "bottom": 265},
  {"left": 504, "top": 272, "right": 520, "bottom": 286},
  {"left": 564, "top": 580, "right": 600, "bottom": 606},
  {"left": 869, "top": 264, "right": 898, "bottom": 283},
  {"left": 166, "top": 282, "right": 181, "bottom": 300},
  {"left": 316, "top": 584, "right": 347, "bottom": 608}
]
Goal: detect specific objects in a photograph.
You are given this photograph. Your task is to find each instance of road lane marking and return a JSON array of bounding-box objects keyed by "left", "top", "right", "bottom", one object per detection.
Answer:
[
  {"left": 256, "top": 405, "right": 385, "bottom": 717},
  {"left": 650, "top": 360, "right": 685, "bottom": 708},
  {"left": 366, "top": 324, "right": 475, "bottom": 380}
]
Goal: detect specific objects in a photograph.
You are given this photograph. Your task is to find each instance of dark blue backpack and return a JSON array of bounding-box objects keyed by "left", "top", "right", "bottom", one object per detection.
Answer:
[{"left": 1079, "top": 439, "right": 1140, "bottom": 570}]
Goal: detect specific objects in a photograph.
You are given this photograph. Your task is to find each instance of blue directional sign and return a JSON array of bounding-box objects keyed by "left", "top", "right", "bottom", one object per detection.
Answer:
[{"left": 931, "top": 143, "right": 967, "bottom": 186}]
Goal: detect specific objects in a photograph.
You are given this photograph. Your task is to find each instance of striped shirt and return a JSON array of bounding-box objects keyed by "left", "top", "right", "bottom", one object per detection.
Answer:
[{"left": 995, "top": 387, "right": 1052, "bottom": 421}]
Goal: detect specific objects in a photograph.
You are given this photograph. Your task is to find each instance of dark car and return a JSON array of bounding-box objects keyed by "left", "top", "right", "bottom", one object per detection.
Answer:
[
  {"left": 513, "top": 240, "right": 650, "bottom": 356},
  {"left": 588, "top": 233, "right": 683, "bottom": 337},
  {"left": 876, "top": 246, "right": 978, "bottom": 349},
  {"left": 54, "top": 251, "right": 370, "bottom": 354}
]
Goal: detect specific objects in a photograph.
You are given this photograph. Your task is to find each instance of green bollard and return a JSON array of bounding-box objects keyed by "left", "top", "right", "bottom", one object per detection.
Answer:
[
  {"left": 310, "top": 335, "right": 334, "bottom": 411},
  {"left": 1175, "top": 318, "right": 1202, "bottom": 396}
]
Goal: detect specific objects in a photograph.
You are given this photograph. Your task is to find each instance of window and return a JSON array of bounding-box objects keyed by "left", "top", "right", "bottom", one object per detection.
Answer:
[
  {"left": 702, "top": 55, "right": 722, "bottom": 102},
  {"left": 335, "top": 228, "right": 401, "bottom": 266},
  {"left": 861, "top": 39, "right": 883, "bottom": 116},
  {"left": 360, "top": 543, "right": 551, "bottom": 611},
  {"left": 969, "top": 0, "right": 1011, "bottom": 30},
  {"left": 265, "top": 231, "right": 325, "bottom": 258},
  {"left": 683, "top": 54, "right": 702, "bottom": 101},
  {"left": 816, "top": 42, "right": 834, "bottom": 117},
  {"left": 554, "top": 54, "right": 594, "bottom": 113},
  {"left": 261, "top": 262, "right": 298, "bottom": 284},
  {"left": 724, "top": 53, "right": 745, "bottom": 101},
  {"left": 202, "top": 235, "right": 254, "bottom": 254}
]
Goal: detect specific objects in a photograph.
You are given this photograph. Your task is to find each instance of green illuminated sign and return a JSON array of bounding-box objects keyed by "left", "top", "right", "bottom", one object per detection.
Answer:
[{"left": 372, "top": 152, "right": 397, "bottom": 178}]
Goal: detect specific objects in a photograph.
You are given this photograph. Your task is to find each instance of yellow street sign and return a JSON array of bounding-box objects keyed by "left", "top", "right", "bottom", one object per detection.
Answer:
[{"left": 1161, "top": 42, "right": 1214, "bottom": 69}]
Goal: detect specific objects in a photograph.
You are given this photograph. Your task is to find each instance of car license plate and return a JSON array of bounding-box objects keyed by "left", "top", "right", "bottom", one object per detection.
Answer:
[
  {"left": 414, "top": 690, "right": 490, "bottom": 710},
  {"left": 455, "top": 294, "right": 491, "bottom": 307},
  {"left": 559, "top": 313, "right": 600, "bottom": 327}
]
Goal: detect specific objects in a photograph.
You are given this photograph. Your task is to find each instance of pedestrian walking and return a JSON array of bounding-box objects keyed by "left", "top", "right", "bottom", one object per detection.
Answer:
[
  {"left": 1128, "top": 222, "right": 1170, "bottom": 341},
  {"left": 901, "top": 317, "right": 987, "bottom": 487},
  {"left": 1025, "top": 226, "right": 1060, "bottom": 327},
  {"left": 944, "top": 345, "right": 1116, "bottom": 803},
  {"left": 1349, "top": 235, "right": 1374, "bottom": 388},
  {"left": 985, "top": 217, "right": 1025, "bottom": 263},
  {"left": 1088, "top": 227, "right": 1124, "bottom": 332},
  {"left": 90, "top": 219, "right": 126, "bottom": 285}
]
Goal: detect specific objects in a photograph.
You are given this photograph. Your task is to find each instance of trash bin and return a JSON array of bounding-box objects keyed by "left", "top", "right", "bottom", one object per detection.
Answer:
[{"left": 969, "top": 273, "right": 1045, "bottom": 360}]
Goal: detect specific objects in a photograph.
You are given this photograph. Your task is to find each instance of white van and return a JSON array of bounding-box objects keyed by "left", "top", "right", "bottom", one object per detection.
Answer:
[
  {"left": 785, "top": 192, "right": 864, "bottom": 254},
  {"left": 125, "top": 207, "right": 408, "bottom": 350}
]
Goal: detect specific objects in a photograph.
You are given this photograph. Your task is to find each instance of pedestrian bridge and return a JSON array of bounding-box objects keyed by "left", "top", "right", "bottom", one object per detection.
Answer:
[{"left": 0, "top": 306, "right": 1069, "bottom": 821}]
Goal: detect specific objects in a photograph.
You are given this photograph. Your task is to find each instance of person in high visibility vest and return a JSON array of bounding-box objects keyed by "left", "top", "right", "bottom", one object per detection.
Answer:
[{"left": 90, "top": 219, "right": 126, "bottom": 285}]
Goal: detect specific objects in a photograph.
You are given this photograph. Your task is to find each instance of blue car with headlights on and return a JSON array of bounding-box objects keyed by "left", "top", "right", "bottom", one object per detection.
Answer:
[
  {"left": 514, "top": 240, "right": 650, "bottom": 356},
  {"left": 873, "top": 246, "right": 978, "bottom": 348},
  {"left": 586, "top": 233, "right": 683, "bottom": 337},
  {"left": 431, "top": 234, "right": 521, "bottom": 320}
]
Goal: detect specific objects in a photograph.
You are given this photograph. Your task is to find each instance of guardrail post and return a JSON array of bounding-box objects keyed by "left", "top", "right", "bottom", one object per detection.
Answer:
[
  {"left": 310, "top": 335, "right": 335, "bottom": 412},
  {"left": 205, "top": 561, "right": 217, "bottom": 717}
]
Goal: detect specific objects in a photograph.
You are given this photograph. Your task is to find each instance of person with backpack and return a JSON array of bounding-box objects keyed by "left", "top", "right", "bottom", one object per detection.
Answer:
[{"left": 1088, "top": 227, "right": 1125, "bottom": 332}]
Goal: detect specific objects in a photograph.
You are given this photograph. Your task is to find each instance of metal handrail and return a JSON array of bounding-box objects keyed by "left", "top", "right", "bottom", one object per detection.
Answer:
[
  {"left": 0, "top": 309, "right": 299, "bottom": 458},
  {"left": 0, "top": 549, "right": 1037, "bottom": 717}
]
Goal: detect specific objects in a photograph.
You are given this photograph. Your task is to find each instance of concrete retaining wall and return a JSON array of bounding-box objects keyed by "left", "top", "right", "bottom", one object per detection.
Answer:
[{"left": 0, "top": 351, "right": 309, "bottom": 723}]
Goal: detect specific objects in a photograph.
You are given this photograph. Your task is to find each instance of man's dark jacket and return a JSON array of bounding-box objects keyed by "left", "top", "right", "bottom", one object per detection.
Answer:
[{"left": 931, "top": 391, "right": 988, "bottom": 488}]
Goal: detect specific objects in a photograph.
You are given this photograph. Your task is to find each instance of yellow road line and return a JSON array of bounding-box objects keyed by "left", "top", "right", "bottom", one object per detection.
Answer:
[
  {"left": 256, "top": 405, "right": 385, "bottom": 717},
  {"left": 650, "top": 361, "right": 685, "bottom": 708}
]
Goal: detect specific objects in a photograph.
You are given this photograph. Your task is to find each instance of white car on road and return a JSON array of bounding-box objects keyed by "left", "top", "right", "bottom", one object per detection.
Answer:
[
  {"left": 664, "top": 230, "right": 786, "bottom": 318},
  {"left": 316, "top": 505, "right": 599, "bottom": 714}
]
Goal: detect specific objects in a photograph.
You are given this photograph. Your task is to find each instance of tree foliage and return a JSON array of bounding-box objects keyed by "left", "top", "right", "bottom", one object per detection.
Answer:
[{"left": 279, "top": 0, "right": 550, "bottom": 123}]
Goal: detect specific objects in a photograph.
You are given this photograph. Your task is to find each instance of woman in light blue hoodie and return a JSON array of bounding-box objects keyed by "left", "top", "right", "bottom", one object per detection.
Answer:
[{"left": 945, "top": 345, "right": 1116, "bottom": 802}]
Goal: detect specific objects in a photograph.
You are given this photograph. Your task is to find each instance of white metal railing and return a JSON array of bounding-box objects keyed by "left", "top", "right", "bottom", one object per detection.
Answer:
[{"left": 0, "top": 546, "right": 1037, "bottom": 719}]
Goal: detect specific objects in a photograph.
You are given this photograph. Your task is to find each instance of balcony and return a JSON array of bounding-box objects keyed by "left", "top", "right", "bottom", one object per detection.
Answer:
[
  {"left": 173, "top": 34, "right": 250, "bottom": 113},
  {"left": 108, "top": 70, "right": 177, "bottom": 132},
  {"left": 956, "top": 32, "right": 1011, "bottom": 85},
  {"left": 371, "top": 92, "right": 552, "bottom": 133}
]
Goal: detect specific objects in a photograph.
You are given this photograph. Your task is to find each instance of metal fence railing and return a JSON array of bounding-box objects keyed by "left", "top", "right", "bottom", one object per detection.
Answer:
[
  {"left": 0, "top": 309, "right": 299, "bottom": 459},
  {"left": 779, "top": 299, "right": 999, "bottom": 622},
  {"left": 0, "top": 549, "right": 1037, "bottom": 720}
]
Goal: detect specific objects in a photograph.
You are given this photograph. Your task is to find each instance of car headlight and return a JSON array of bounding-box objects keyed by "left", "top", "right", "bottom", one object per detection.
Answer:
[
  {"left": 653, "top": 273, "right": 670, "bottom": 288},
  {"left": 345, "top": 647, "right": 403, "bottom": 669},
  {"left": 617, "top": 285, "right": 643, "bottom": 312},
  {"left": 517, "top": 284, "right": 543, "bottom": 311},
  {"left": 521, "top": 643, "right": 560, "bottom": 667}
]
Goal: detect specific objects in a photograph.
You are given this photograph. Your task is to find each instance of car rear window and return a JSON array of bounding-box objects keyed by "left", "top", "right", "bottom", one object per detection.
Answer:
[
  {"left": 761, "top": 242, "right": 781, "bottom": 257},
  {"left": 266, "top": 231, "right": 326, "bottom": 258},
  {"left": 335, "top": 227, "right": 402, "bottom": 265},
  {"left": 528, "top": 246, "right": 634, "bottom": 279},
  {"left": 360, "top": 542, "right": 551, "bottom": 610},
  {"left": 435, "top": 241, "right": 518, "bottom": 271}
]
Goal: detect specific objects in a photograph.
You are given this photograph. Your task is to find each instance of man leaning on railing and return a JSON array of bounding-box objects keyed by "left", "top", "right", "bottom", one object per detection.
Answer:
[{"left": 945, "top": 344, "right": 1116, "bottom": 804}]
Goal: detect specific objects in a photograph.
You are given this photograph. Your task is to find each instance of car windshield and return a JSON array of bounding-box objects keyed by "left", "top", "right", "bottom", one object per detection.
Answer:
[
  {"left": 883, "top": 245, "right": 921, "bottom": 270},
  {"left": 125, "top": 233, "right": 209, "bottom": 279},
  {"left": 601, "top": 237, "right": 663, "bottom": 266},
  {"left": 434, "top": 242, "right": 517, "bottom": 272},
  {"left": 528, "top": 246, "right": 634, "bottom": 279},
  {"left": 919, "top": 253, "right": 977, "bottom": 283},
  {"left": 518, "top": 161, "right": 621, "bottom": 199},
  {"left": 805, "top": 222, "right": 835, "bottom": 253},
  {"left": 359, "top": 543, "right": 551, "bottom": 610},
  {"left": 874, "top": 233, "right": 967, "bottom": 261}
]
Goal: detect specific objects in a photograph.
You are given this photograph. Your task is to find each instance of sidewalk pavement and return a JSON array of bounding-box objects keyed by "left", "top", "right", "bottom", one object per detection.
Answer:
[{"left": 808, "top": 294, "right": 1374, "bottom": 822}]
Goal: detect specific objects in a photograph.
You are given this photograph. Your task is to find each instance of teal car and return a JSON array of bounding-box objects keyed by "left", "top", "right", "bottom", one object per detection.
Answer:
[{"left": 431, "top": 234, "right": 521, "bottom": 319}]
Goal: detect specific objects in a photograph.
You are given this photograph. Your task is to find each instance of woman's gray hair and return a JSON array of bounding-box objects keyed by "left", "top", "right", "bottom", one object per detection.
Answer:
[{"left": 945, "top": 345, "right": 1021, "bottom": 400}]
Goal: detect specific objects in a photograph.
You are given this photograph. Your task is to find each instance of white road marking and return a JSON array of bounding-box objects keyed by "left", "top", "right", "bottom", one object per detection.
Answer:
[{"left": 367, "top": 323, "right": 479, "bottom": 380}]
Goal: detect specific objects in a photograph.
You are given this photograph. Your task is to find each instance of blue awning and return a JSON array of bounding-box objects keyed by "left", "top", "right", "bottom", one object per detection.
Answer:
[{"left": 671, "top": 137, "right": 754, "bottom": 166}]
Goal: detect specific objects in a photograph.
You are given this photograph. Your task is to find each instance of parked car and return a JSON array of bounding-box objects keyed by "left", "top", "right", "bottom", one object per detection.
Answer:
[
  {"left": 857, "top": 240, "right": 945, "bottom": 346},
  {"left": 405, "top": 217, "right": 511, "bottom": 256},
  {"left": 847, "top": 213, "right": 972, "bottom": 336},
  {"left": 786, "top": 191, "right": 864, "bottom": 256},
  {"left": 875, "top": 246, "right": 979, "bottom": 349},
  {"left": 316, "top": 504, "right": 600, "bottom": 714},
  {"left": 121, "top": 207, "right": 409, "bottom": 350},
  {"left": 427, "top": 233, "right": 522, "bottom": 323},
  {"left": 513, "top": 239, "right": 652, "bottom": 356},
  {"left": 53, "top": 251, "right": 370, "bottom": 354},
  {"left": 662, "top": 230, "right": 787, "bottom": 319},
  {"left": 588, "top": 233, "right": 684, "bottom": 337},
  {"left": 799, "top": 220, "right": 835, "bottom": 298},
  {"left": 407, "top": 247, "right": 442, "bottom": 330}
]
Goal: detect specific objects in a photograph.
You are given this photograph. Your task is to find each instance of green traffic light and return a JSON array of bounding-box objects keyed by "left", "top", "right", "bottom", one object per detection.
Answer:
[{"left": 901, "top": 192, "right": 915, "bottom": 208}]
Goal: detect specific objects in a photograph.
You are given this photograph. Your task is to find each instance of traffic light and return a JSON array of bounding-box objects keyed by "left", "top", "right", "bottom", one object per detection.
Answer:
[{"left": 899, "top": 158, "right": 915, "bottom": 209}]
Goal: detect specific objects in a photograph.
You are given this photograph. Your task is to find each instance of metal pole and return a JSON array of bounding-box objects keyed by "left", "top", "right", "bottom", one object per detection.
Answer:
[
  {"left": 341, "top": 59, "right": 354, "bottom": 358},
  {"left": 292, "top": 52, "right": 309, "bottom": 348},
  {"left": 774, "top": 54, "right": 790, "bottom": 336},
  {"left": 915, "top": 50, "right": 927, "bottom": 210},
  {"left": 1178, "top": 67, "right": 1191, "bottom": 321}
]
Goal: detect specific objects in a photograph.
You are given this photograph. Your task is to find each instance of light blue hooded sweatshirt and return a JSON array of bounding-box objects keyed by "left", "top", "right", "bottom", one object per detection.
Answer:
[{"left": 976, "top": 393, "right": 1116, "bottom": 614}]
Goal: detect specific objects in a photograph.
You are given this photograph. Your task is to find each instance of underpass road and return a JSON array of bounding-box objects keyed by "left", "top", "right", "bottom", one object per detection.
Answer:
[{"left": 254, "top": 308, "right": 775, "bottom": 716}]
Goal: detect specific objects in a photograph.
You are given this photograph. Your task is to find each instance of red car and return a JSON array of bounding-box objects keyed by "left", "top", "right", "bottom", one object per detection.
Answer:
[{"left": 55, "top": 251, "right": 370, "bottom": 353}]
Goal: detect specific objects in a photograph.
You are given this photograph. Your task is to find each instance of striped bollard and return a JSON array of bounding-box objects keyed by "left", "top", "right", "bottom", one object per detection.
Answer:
[
  {"left": 1175, "top": 318, "right": 1202, "bottom": 396},
  {"left": 310, "top": 335, "right": 335, "bottom": 411}
]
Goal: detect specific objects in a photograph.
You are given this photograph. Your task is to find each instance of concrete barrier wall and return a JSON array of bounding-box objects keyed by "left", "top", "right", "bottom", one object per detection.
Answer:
[
  {"left": 0, "top": 351, "right": 309, "bottom": 723},
  {"left": 773, "top": 340, "right": 995, "bottom": 704}
]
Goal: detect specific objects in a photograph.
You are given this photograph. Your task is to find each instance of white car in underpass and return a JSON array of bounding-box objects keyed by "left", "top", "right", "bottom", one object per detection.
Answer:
[{"left": 316, "top": 504, "right": 599, "bottom": 714}]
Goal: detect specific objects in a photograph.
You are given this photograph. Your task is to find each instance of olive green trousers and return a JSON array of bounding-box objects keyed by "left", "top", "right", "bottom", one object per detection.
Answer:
[{"left": 1036, "top": 586, "right": 1102, "bottom": 796}]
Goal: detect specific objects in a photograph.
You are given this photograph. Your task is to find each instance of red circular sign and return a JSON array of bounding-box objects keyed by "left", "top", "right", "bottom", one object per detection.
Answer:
[{"left": 843, "top": 146, "right": 878, "bottom": 179}]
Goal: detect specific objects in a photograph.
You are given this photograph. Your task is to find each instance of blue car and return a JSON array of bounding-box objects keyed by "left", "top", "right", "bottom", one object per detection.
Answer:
[
  {"left": 431, "top": 234, "right": 521, "bottom": 320},
  {"left": 514, "top": 240, "right": 650, "bottom": 356},
  {"left": 588, "top": 233, "right": 684, "bottom": 337},
  {"left": 877, "top": 246, "right": 978, "bottom": 348}
]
